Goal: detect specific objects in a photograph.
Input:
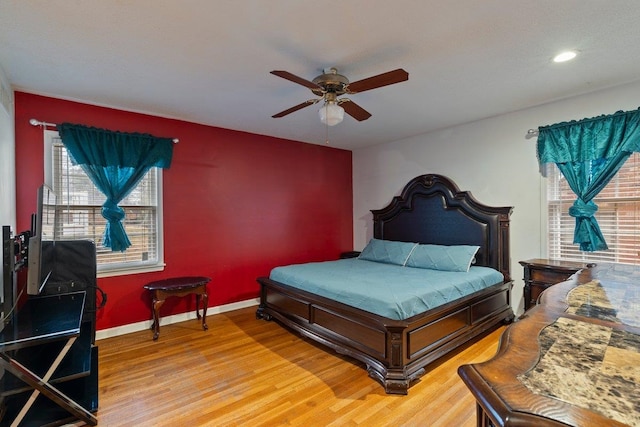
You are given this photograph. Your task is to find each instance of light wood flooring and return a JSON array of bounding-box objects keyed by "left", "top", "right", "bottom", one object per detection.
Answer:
[{"left": 96, "top": 307, "right": 505, "bottom": 427}]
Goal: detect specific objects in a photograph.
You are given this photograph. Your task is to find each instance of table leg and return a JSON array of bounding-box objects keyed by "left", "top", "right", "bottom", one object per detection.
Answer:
[
  {"left": 151, "top": 296, "right": 164, "bottom": 341},
  {"left": 201, "top": 290, "right": 208, "bottom": 331},
  {"left": 195, "top": 291, "right": 208, "bottom": 331}
]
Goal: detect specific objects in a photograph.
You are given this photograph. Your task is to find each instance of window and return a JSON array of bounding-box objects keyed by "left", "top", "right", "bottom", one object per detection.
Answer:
[
  {"left": 45, "top": 130, "right": 165, "bottom": 276},
  {"left": 546, "top": 152, "right": 640, "bottom": 265}
]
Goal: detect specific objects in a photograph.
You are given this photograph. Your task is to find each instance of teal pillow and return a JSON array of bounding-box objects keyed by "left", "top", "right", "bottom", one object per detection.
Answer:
[
  {"left": 358, "top": 238, "right": 417, "bottom": 266},
  {"left": 406, "top": 244, "right": 480, "bottom": 272}
]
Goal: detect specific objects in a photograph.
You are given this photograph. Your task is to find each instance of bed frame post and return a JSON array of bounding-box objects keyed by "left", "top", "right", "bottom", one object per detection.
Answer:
[{"left": 498, "top": 212, "right": 512, "bottom": 282}]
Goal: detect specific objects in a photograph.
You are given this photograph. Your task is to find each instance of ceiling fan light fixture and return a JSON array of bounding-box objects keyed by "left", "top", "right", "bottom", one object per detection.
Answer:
[{"left": 319, "top": 101, "right": 344, "bottom": 126}]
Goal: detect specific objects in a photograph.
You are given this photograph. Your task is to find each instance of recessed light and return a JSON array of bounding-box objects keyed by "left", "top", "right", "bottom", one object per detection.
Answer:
[{"left": 553, "top": 51, "right": 577, "bottom": 63}]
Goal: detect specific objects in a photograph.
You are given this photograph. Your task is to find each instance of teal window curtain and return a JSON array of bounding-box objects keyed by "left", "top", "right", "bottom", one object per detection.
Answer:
[
  {"left": 58, "top": 123, "right": 174, "bottom": 252},
  {"left": 537, "top": 108, "right": 640, "bottom": 252}
]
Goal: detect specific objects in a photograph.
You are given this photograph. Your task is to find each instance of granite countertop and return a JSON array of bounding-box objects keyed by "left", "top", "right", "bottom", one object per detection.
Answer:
[
  {"left": 589, "top": 263, "right": 640, "bottom": 328},
  {"left": 518, "top": 317, "right": 640, "bottom": 426},
  {"left": 518, "top": 264, "right": 640, "bottom": 426},
  {"left": 566, "top": 279, "right": 640, "bottom": 328}
]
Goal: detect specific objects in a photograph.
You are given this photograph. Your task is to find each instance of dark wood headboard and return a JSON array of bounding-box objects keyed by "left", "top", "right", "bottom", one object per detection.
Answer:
[{"left": 371, "top": 174, "right": 513, "bottom": 281}]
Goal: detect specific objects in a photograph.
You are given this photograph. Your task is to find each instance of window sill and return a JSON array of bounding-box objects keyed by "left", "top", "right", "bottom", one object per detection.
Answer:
[{"left": 97, "top": 262, "right": 166, "bottom": 278}]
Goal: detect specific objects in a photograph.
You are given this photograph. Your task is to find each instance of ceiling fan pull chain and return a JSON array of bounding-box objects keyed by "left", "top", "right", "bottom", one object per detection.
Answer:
[{"left": 325, "top": 118, "right": 330, "bottom": 144}]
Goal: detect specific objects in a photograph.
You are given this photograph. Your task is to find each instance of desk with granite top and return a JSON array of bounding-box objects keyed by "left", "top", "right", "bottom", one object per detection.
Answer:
[{"left": 458, "top": 263, "right": 640, "bottom": 427}]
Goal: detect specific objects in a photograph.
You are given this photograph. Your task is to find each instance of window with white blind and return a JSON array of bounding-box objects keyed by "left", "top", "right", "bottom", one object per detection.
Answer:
[
  {"left": 546, "top": 152, "right": 640, "bottom": 265},
  {"left": 44, "top": 130, "right": 165, "bottom": 276}
]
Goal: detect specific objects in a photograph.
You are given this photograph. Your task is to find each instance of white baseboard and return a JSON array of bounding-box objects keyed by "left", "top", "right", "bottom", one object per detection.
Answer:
[{"left": 95, "top": 298, "right": 260, "bottom": 341}]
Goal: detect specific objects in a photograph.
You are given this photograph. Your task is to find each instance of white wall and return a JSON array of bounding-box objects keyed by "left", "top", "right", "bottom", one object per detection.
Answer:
[
  {"left": 0, "top": 63, "right": 15, "bottom": 327},
  {"left": 0, "top": 64, "right": 15, "bottom": 230},
  {"left": 352, "top": 80, "right": 640, "bottom": 316}
]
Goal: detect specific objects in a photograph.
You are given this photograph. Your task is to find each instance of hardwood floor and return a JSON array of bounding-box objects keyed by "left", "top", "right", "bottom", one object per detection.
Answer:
[{"left": 96, "top": 307, "right": 505, "bottom": 427}]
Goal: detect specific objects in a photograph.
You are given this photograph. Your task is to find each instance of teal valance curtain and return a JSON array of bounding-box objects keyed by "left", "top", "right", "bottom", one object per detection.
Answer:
[
  {"left": 537, "top": 108, "right": 640, "bottom": 251},
  {"left": 58, "top": 123, "right": 174, "bottom": 252}
]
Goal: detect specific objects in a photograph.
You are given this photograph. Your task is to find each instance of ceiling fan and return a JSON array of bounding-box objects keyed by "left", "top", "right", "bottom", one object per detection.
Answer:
[{"left": 270, "top": 67, "right": 409, "bottom": 126}]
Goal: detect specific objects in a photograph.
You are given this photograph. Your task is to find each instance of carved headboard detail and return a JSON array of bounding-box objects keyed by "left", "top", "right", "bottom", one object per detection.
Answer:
[{"left": 371, "top": 174, "right": 512, "bottom": 281}]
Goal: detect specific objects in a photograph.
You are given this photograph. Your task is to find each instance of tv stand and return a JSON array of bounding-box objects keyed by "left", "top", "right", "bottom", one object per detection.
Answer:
[
  {"left": 1, "top": 233, "right": 99, "bottom": 426},
  {"left": 0, "top": 292, "right": 97, "bottom": 425}
]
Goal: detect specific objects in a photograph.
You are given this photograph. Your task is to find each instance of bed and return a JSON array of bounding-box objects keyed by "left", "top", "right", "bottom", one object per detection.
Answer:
[{"left": 256, "top": 174, "right": 514, "bottom": 394}]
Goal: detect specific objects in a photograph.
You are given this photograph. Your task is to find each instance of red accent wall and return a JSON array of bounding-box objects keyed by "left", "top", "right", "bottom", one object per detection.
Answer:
[{"left": 14, "top": 92, "right": 353, "bottom": 330}]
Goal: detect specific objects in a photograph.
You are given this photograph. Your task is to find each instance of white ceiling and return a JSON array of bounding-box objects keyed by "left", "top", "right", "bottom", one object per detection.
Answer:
[{"left": 2, "top": 1, "right": 640, "bottom": 150}]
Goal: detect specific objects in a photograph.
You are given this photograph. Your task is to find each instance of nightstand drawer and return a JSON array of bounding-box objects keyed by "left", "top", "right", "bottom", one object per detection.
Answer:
[{"left": 529, "top": 268, "right": 575, "bottom": 284}]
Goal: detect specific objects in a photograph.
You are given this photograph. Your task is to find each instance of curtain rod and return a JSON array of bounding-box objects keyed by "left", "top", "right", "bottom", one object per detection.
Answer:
[
  {"left": 527, "top": 129, "right": 539, "bottom": 136},
  {"left": 29, "top": 119, "right": 179, "bottom": 143}
]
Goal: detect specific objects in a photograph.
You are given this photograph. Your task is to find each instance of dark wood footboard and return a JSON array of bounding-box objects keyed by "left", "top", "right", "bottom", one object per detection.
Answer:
[{"left": 256, "top": 276, "right": 513, "bottom": 394}]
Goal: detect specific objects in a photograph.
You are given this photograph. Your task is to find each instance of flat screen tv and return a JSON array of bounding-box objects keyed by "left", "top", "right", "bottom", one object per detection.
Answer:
[{"left": 26, "top": 184, "right": 57, "bottom": 295}]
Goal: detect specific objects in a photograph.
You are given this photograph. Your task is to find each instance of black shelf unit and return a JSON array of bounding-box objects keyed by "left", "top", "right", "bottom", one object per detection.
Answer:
[
  {"left": 0, "top": 345, "right": 98, "bottom": 426},
  {"left": 1, "top": 234, "right": 99, "bottom": 426},
  {"left": 2, "top": 321, "right": 93, "bottom": 396}
]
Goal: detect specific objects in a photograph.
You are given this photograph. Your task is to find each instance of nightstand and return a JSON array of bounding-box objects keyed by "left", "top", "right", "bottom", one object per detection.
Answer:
[
  {"left": 340, "top": 251, "right": 361, "bottom": 259},
  {"left": 519, "top": 259, "right": 592, "bottom": 311}
]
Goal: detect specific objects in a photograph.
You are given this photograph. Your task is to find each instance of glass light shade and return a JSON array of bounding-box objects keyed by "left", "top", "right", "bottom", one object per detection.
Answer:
[{"left": 319, "top": 102, "right": 344, "bottom": 126}]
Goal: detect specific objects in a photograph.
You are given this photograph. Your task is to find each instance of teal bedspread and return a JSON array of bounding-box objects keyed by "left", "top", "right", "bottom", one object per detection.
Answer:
[{"left": 269, "top": 259, "right": 504, "bottom": 320}]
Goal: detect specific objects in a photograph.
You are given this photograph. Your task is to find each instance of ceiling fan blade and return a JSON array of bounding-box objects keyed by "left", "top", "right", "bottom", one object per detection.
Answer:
[
  {"left": 346, "top": 68, "right": 409, "bottom": 93},
  {"left": 340, "top": 99, "right": 372, "bottom": 121},
  {"left": 272, "top": 100, "right": 317, "bottom": 118},
  {"left": 271, "top": 70, "right": 321, "bottom": 90}
]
